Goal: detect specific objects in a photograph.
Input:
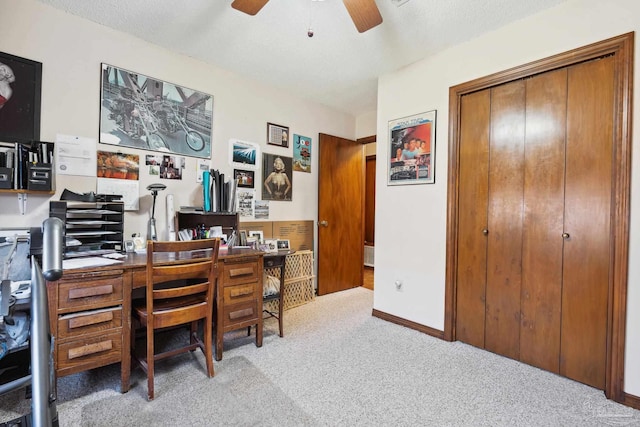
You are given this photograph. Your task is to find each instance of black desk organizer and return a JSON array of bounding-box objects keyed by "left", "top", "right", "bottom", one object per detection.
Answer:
[{"left": 50, "top": 200, "right": 125, "bottom": 256}]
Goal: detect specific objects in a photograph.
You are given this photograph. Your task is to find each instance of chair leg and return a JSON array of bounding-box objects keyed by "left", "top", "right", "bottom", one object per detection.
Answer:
[
  {"left": 147, "top": 325, "right": 155, "bottom": 401},
  {"left": 247, "top": 325, "right": 251, "bottom": 336},
  {"left": 190, "top": 321, "right": 198, "bottom": 350},
  {"left": 204, "top": 317, "right": 214, "bottom": 377},
  {"left": 278, "top": 298, "right": 284, "bottom": 337}
]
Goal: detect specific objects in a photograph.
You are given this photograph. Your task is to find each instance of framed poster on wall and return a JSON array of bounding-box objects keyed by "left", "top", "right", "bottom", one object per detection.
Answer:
[
  {"left": 99, "top": 63, "right": 213, "bottom": 158},
  {"left": 388, "top": 110, "right": 436, "bottom": 185},
  {"left": 0, "top": 51, "right": 42, "bottom": 143}
]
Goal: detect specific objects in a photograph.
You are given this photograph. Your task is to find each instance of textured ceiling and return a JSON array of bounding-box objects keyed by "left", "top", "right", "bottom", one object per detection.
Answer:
[{"left": 36, "top": 0, "right": 567, "bottom": 116}]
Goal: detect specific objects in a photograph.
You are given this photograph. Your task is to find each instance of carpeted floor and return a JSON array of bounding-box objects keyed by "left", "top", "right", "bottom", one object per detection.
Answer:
[{"left": 2, "top": 287, "right": 640, "bottom": 426}]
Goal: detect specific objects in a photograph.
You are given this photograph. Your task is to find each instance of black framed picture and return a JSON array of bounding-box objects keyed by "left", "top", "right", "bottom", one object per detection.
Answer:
[
  {"left": 234, "top": 168, "right": 255, "bottom": 188},
  {"left": 267, "top": 122, "right": 289, "bottom": 148},
  {"left": 262, "top": 153, "right": 292, "bottom": 201},
  {"left": 0, "top": 51, "right": 42, "bottom": 143}
]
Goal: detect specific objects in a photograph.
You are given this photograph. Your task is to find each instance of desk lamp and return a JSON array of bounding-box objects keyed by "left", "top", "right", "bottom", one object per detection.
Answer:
[{"left": 146, "top": 183, "right": 166, "bottom": 241}]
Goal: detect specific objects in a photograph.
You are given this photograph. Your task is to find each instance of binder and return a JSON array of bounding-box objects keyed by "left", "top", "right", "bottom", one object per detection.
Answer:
[{"left": 202, "top": 170, "right": 211, "bottom": 212}]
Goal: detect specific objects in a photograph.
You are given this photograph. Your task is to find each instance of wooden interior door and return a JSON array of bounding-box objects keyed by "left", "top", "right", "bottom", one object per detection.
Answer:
[
  {"left": 318, "top": 133, "right": 364, "bottom": 295},
  {"left": 519, "top": 68, "right": 567, "bottom": 374},
  {"left": 484, "top": 80, "right": 525, "bottom": 360},
  {"left": 560, "top": 56, "right": 614, "bottom": 389},
  {"left": 455, "top": 89, "right": 490, "bottom": 349},
  {"left": 364, "top": 156, "right": 376, "bottom": 246}
]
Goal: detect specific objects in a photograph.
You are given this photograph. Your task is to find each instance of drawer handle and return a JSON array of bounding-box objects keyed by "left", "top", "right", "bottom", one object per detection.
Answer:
[
  {"left": 68, "top": 340, "right": 113, "bottom": 360},
  {"left": 68, "top": 284, "right": 114, "bottom": 300},
  {"left": 228, "top": 267, "right": 254, "bottom": 278},
  {"left": 229, "top": 308, "right": 253, "bottom": 320},
  {"left": 230, "top": 288, "right": 253, "bottom": 298},
  {"left": 68, "top": 311, "right": 114, "bottom": 329}
]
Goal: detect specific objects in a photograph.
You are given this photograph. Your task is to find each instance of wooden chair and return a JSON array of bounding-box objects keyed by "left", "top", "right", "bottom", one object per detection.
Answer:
[{"left": 131, "top": 238, "right": 220, "bottom": 400}]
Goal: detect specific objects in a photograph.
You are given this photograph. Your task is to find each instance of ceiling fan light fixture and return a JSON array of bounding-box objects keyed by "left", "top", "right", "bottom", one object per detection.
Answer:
[
  {"left": 343, "top": 0, "right": 383, "bottom": 33},
  {"left": 231, "top": 0, "right": 269, "bottom": 16}
]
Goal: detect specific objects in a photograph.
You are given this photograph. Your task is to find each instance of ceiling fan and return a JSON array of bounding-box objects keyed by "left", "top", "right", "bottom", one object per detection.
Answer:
[{"left": 231, "top": 0, "right": 383, "bottom": 33}]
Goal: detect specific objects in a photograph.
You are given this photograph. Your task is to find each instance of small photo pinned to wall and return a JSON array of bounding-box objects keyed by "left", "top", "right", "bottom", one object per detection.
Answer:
[
  {"left": 293, "top": 134, "right": 312, "bottom": 173},
  {"left": 160, "top": 154, "right": 185, "bottom": 180},
  {"left": 230, "top": 139, "right": 259, "bottom": 169},
  {"left": 255, "top": 200, "right": 269, "bottom": 219}
]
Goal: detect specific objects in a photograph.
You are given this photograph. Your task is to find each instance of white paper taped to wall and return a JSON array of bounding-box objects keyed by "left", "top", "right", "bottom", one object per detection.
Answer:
[
  {"left": 55, "top": 134, "right": 97, "bottom": 177},
  {"left": 96, "top": 178, "right": 139, "bottom": 211}
]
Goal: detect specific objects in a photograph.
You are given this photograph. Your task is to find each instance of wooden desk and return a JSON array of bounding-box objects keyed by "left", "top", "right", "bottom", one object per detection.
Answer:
[{"left": 46, "top": 248, "right": 263, "bottom": 392}]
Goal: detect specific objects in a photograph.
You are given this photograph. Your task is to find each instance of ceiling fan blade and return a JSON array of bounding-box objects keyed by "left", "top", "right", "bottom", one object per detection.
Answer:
[
  {"left": 343, "top": 0, "right": 383, "bottom": 33},
  {"left": 231, "top": 0, "right": 270, "bottom": 16}
]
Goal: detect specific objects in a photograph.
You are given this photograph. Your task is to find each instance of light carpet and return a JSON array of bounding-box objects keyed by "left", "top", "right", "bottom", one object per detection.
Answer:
[{"left": 2, "top": 287, "right": 640, "bottom": 426}]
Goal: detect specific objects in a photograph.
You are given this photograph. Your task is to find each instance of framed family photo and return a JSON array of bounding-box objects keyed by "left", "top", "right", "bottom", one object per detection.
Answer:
[
  {"left": 267, "top": 122, "right": 289, "bottom": 148},
  {"left": 99, "top": 63, "right": 213, "bottom": 158},
  {"left": 0, "top": 51, "right": 42, "bottom": 143},
  {"left": 388, "top": 110, "right": 436, "bottom": 185}
]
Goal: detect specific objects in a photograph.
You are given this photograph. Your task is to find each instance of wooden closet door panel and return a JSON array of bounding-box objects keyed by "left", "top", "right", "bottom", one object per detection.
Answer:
[
  {"left": 456, "top": 90, "right": 491, "bottom": 348},
  {"left": 485, "top": 81, "right": 525, "bottom": 360},
  {"left": 561, "top": 57, "right": 614, "bottom": 389},
  {"left": 520, "top": 69, "right": 567, "bottom": 373}
]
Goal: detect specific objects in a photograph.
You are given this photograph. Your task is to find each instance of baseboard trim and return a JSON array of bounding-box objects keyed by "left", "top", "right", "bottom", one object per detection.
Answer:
[
  {"left": 623, "top": 392, "right": 640, "bottom": 409},
  {"left": 372, "top": 309, "right": 444, "bottom": 340}
]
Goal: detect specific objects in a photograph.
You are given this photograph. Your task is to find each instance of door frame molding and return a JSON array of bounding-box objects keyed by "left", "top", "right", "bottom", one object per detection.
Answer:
[{"left": 444, "top": 32, "right": 634, "bottom": 401}]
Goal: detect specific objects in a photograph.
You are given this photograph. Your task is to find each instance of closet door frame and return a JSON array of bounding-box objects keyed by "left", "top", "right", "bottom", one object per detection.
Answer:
[{"left": 444, "top": 32, "right": 633, "bottom": 402}]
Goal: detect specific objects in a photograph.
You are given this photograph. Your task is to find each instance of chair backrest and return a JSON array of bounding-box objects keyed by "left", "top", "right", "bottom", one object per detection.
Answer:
[{"left": 145, "top": 239, "right": 220, "bottom": 325}]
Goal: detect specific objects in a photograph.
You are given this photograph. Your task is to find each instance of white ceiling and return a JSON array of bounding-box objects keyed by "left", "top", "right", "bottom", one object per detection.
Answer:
[{"left": 36, "top": 0, "right": 567, "bottom": 116}]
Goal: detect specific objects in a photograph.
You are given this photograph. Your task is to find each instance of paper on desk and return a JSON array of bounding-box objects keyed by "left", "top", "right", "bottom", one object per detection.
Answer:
[{"left": 63, "top": 256, "right": 123, "bottom": 270}]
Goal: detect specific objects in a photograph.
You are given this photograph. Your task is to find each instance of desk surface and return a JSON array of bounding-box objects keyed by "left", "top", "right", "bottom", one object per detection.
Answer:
[{"left": 62, "top": 247, "right": 265, "bottom": 272}]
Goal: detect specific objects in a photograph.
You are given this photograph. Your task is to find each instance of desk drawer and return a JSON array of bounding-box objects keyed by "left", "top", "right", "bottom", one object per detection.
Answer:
[
  {"left": 57, "top": 330, "right": 122, "bottom": 372},
  {"left": 224, "top": 283, "right": 257, "bottom": 305},
  {"left": 223, "top": 302, "right": 258, "bottom": 327},
  {"left": 58, "top": 307, "right": 122, "bottom": 339},
  {"left": 222, "top": 261, "right": 260, "bottom": 286},
  {"left": 58, "top": 276, "right": 123, "bottom": 311}
]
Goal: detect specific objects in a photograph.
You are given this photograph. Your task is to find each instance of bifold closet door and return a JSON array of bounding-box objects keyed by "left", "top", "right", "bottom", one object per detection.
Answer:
[
  {"left": 519, "top": 69, "right": 567, "bottom": 374},
  {"left": 484, "top": 81, "right": 525, "bottom": 360},
  {"left": 456, "top": 90, "right": 491, "bottom": 349},
  {"left": 560, "top": 56, "right": 614, "bottom": 389}
]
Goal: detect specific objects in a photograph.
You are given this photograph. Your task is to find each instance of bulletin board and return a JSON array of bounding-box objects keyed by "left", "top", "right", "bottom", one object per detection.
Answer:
[{"left": 239, "top": 220, "right": 313, "bottom": 251}]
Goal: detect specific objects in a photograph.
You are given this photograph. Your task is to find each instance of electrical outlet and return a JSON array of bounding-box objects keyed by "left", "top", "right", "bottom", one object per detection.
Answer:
[{"left": 395, "top": 280, "right": 402, "bottom": 291}]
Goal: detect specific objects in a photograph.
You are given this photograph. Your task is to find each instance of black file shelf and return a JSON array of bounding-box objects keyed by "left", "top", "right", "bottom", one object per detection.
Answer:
[{"left": 50, "top": 201, "right": 125, "bottom": 257}]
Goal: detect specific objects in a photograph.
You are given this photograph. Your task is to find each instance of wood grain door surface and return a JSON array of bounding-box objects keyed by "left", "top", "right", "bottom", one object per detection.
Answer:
[
  {"left": 318, "top": 133, "right": 364, "bottom": 295},
  {"left": 455, "top": 56, "right": 614, "bottom": 389},
  {"left": 455, "top": 90, "right": 490, "bottom": 349},
  {"left": 560, "top": 57, "right": 614, "bottom": 389},
  {"left": 364, "top": 156, "right": 376, "bottom": 246},
  {"left": 519, "top": 68, "right": 567, "bottom": 375}
]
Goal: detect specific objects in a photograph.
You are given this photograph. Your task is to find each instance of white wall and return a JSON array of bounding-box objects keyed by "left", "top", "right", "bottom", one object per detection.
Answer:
[
  {"left": 0, "top": 0, "right": 355, "bottom": 239},
  {"left": 356, "top": 110, "right": 377, "bottom": 139},
  {"left": 375, "top": 0, "right": 640, "bottom": 396}
]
